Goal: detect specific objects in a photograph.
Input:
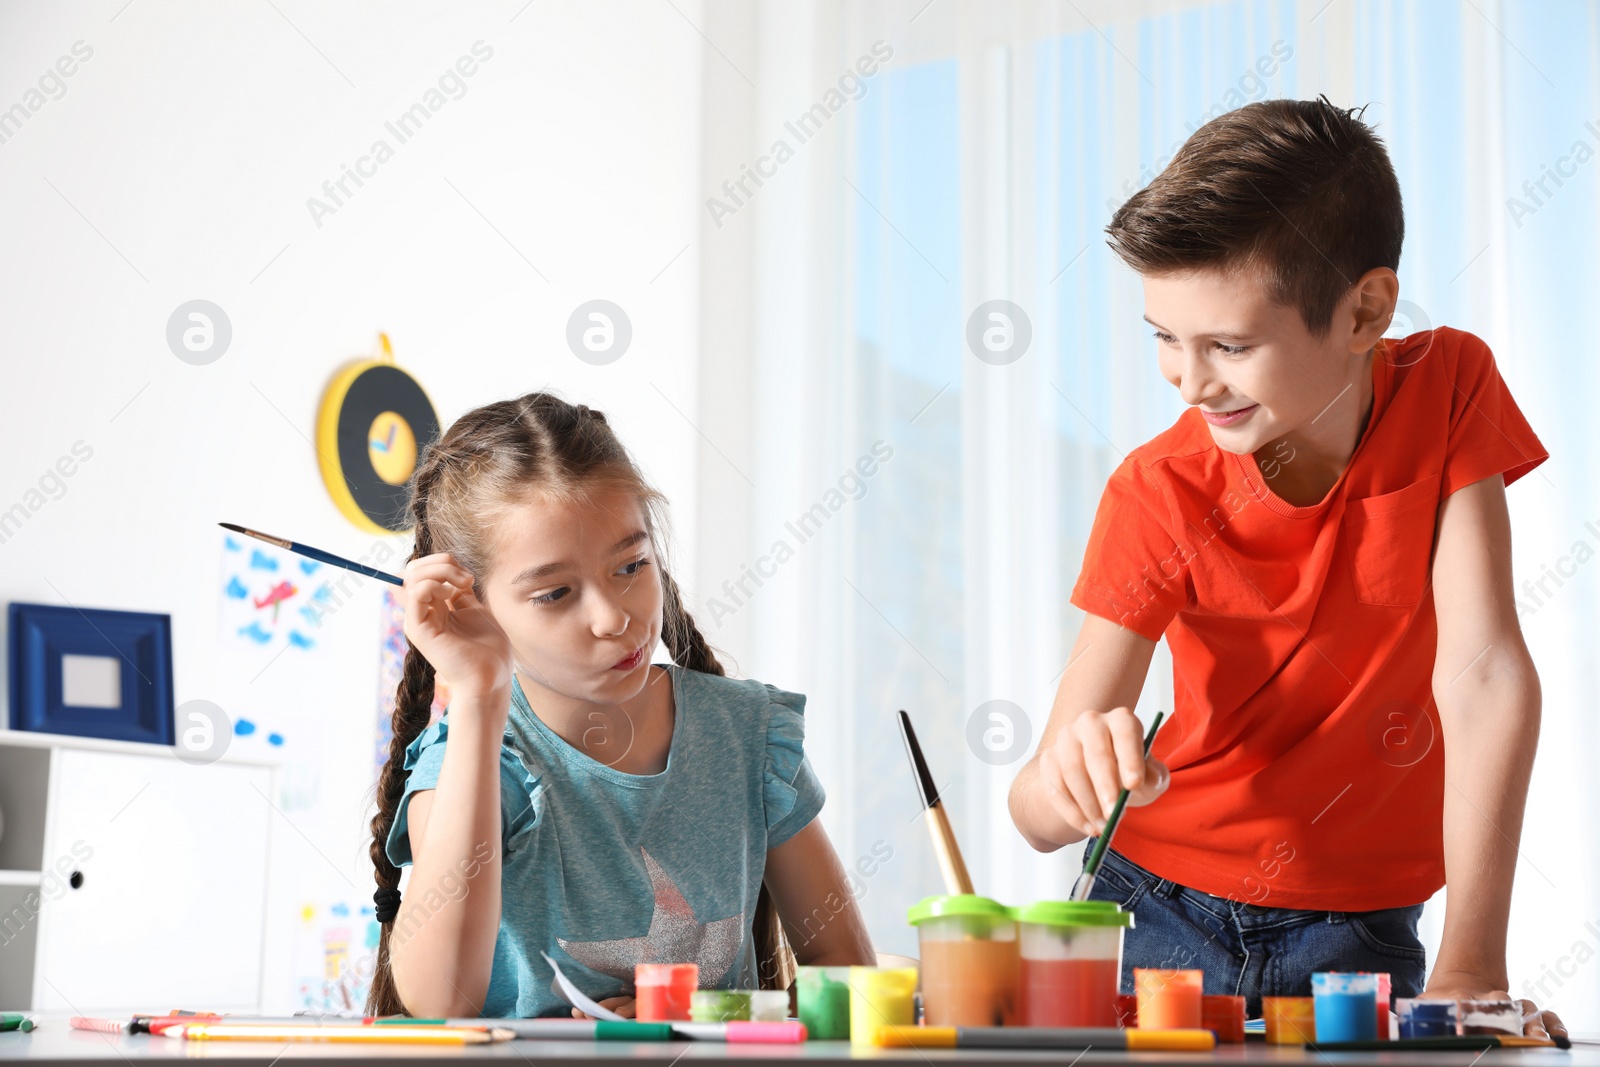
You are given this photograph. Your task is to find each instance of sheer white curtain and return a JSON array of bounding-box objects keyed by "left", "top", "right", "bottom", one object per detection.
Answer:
[{"left": 692, "top": 0, "right": 1597, "bottom": 1026}]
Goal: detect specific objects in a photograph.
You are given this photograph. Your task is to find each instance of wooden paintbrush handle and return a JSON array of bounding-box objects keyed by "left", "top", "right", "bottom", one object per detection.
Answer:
[{"left": 925, "top": 802, "right": 975, "bottom": 895}]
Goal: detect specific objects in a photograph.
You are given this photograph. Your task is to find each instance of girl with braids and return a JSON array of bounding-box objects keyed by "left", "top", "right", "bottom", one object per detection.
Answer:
[{"left": 366, "top": 393, "right": 874, "bottom": 1019}]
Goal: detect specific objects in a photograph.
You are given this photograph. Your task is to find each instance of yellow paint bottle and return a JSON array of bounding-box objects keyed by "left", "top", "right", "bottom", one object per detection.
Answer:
[{"left": 848, "top": 966, "right": 918, "bottom": 1047}]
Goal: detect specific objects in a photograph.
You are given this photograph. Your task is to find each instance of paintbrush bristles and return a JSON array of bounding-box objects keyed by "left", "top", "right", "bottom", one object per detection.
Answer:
[{"left": 218, "top": 522, "right": 292, "bottom": 550}]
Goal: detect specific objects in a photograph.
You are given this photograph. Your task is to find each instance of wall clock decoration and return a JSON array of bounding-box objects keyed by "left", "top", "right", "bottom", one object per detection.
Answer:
[{"left": 316, "top": 334, "right": 439, "bottom": 534}]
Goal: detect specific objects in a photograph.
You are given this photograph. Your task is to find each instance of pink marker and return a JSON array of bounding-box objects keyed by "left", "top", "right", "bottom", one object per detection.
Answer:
[{"left": 674, "top": 1020, "right": 808, "bottom": 1043}]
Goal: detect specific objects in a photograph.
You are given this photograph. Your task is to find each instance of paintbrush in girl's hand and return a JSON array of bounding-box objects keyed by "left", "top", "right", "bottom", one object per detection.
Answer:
[
  {"left": 1070, "top": 710, "right": 1165, "bottom": 902},
  {"left": 898, "top": 709, "right": 975, "bottom": 896},
  {"left": 219, "top": 523, "right": 403, "bottom": 587}
]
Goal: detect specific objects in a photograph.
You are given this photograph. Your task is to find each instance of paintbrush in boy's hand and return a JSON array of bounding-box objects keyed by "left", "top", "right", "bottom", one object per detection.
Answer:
[{"left": 1070, "top": 710, "right": 1165, "bottom": 902}]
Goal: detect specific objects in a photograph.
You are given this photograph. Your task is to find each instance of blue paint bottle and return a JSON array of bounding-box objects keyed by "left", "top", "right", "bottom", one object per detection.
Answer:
[
  {"left": 1396, "top": 997, "right": 1460, "bottom": 1038},
  {"left": 1312, "top": 972, "right": 1378, "bottom": 1042}
]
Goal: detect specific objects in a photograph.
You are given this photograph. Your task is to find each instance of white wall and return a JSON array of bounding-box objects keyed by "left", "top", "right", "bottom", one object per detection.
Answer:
[{"left": 0, "top": 0, "right": 708, "bottom": 1009}]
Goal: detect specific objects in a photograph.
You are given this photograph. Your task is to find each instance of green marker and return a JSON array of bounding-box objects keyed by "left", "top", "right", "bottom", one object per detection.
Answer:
[
  {"left": 377, "top": 1018, "right": 673, "bottom": 1041},
  {"left": 0, "top": 1015, "right": 40, "bottom": 1033}
]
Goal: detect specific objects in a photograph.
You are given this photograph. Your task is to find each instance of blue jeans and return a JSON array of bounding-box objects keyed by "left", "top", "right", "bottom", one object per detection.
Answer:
[{"left": 1084, "top": 841, "right": 1428, "bottom": 1018}]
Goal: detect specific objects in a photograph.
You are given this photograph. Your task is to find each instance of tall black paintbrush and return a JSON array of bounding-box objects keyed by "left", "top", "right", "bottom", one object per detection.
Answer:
[{"left": 898, "top": 709, "right": 975, "bottom": 895}]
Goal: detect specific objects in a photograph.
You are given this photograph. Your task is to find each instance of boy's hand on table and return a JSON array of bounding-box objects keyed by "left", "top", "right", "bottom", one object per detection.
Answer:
[
  {"left": 1420, "top": 971, "right": 1565, "bottom": 1041},
  {"left": 572, "top": 995, "right": 636, "bottom": 1020}
]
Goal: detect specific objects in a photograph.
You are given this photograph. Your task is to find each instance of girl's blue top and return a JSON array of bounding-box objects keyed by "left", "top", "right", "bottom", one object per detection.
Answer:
[{"left": 384, "top": 663, "right": 825, "bottom": 1017}]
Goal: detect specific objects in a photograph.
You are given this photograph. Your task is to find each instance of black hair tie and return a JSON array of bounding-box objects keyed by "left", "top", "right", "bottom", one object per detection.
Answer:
[{"left": 374, "top": 887, "right": 402, "bottom": 924}]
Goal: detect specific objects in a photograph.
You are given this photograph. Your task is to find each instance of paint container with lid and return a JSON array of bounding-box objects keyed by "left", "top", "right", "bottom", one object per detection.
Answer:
[
  {"left": 847, "top": 966, "right": 917, "bottom": 1046},
  {"left": 1396, "top": 997, "right": 1459, "bottom": 1038},
  {"left": 748, "top": 990, "right": 788, "bottom": 1022},
  {"left": 907, "top": 895, "right": 1019, "bottom": 1026},
  {"left": 1201, "top": 994, "right": 1246, "bottom": 1043},
  {"left": 1263, "top": 996, "right": 1317, "bottom": 1043},
  {"left": 1312, "top": 972, "right": 1378, "bottom": 1041},
  {"left": 1135, "top": 968, "right": 1202, "bottom": 1030},
  {"left": 1012, "top": 900, "right": 1132, "bottom": 1028},
  {"left": 1458, "top": 998, "right": 1521, "bottom": 1036},
  {"left": 635, "top": 963, "right": 697, "bottom": 1021},
  {"left": 690, "top": 990, "right": 750, "bottom": 1022},
  {"left": 796, "top": 966, "right": 851, "bottom": 1039},
  {"left": 1367, "top": 972, "right": 1392, "bottom": 1038}
]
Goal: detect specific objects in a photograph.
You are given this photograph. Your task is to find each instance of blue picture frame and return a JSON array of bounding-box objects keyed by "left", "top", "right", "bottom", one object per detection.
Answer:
[{"left": 7, "top": 602, "right": 174, "bottom": 745}]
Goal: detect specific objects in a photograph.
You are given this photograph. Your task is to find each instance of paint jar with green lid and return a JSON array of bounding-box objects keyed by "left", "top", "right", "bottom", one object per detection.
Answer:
[
  {"left": 748, "top": 989, "right": 789, "bottom": 1022},
  {"left": 690, "top": 989, "right": 752, "bottom": 1022},
  {"left": 1011, "top": 900, "right": 1133, "bottom": 1028},
  {"left": 796, "top": 965, "right": 852, "bottom": 1039},
  {"left": 906, "top": 894, "right": 1018, "bottom": 1026}
]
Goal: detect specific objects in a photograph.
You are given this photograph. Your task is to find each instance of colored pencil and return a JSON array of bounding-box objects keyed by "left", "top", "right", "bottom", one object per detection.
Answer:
[
  {"left": 898, "top": 709, "right": 975, "bottom": 895},
  {"left": 874, "top": 1025, "right": 1216, "bottom": 1050},
  {"left": 140, "top": 1013, "right": 804, "bottom": 1045},
  {"left": 219, "top": 522, "right": 403, "bottom": 587},
  {"left": 162, "top": 1023, "right": 512, "bottom": 1044},
  {"left": 146, "top": 1015, "right": 470, "bottom": 1037},
  {"left": 1071, "top": 710, "right": 1165, "bottom": 901},
  {"left": 145, "top": 1015, "right": 375, "bottom": 1035}
]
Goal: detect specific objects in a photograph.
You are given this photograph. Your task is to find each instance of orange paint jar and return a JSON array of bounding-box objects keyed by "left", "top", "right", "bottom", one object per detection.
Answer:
[
  {"left": 907, "top": 895, "right": 1018, "bottom": 1027},
  {"left": 1134, "top": 967, "right": 1202, "bottom": 1030},
  {"left": 1263, "top": 995, "right": 1317, "bottom": 1044}
]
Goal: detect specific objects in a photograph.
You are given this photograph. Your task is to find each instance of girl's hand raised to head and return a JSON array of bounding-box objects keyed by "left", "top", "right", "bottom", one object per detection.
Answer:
[{"left": 402, "top": 553, "right": 513, "bottom": 701}]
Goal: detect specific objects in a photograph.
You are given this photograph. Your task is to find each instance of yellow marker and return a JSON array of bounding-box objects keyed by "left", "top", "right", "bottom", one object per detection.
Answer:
[{"left": 873, "top": 1024, "right": 1216, "bottom": 1051}]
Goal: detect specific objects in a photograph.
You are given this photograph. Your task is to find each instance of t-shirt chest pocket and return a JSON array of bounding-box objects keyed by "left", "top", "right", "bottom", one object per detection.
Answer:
[{"left": 1342, "top": 475, "right": 1441, "bottom": 607}]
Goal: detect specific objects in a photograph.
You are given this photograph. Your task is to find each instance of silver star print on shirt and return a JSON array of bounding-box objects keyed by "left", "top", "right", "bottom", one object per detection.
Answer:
[{"left": 556, "top": 847, "right": 746, "bottom": 989}]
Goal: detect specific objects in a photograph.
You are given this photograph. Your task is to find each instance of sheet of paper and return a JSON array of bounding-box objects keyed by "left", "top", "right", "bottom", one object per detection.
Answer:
[{"left": 540, "top": 952, "right": 625, "bottom": 1021}]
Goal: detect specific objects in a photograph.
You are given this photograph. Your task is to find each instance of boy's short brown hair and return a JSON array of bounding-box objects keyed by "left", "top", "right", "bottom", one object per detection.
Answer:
[{"left": 1105, "top": 95, "right": 1403, "bottom": 339}]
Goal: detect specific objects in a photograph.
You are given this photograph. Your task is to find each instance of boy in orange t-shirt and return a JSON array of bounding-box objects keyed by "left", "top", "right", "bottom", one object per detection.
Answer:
[{"left": 1009, "top": 96, "right": 1561, "bottom": 1038}]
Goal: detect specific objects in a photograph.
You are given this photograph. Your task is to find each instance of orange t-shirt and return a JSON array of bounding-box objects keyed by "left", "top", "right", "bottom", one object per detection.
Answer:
[{"left": 1069, "top": 327, "right": 1548, "bottom": 910}]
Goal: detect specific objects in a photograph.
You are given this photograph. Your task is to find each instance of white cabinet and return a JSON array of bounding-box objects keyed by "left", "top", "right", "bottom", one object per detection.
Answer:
[{"left": 0, "top": 732, "right": 274, "bottom": 1012}]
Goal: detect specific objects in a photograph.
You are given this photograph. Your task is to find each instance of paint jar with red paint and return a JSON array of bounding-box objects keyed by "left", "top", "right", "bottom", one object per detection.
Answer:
[
  {"left": 635, "top": 963, "right": 698, "bottom": 1021},
  {"left": 1363, "top": 972, "right": 1392, "bottom": 1038},
  {"left": 1201, "top": 994, "right": 1246, "bottom": 1042},
  {"left": 1012, "top": 901, "right": 1133, "bottom": 1027}
]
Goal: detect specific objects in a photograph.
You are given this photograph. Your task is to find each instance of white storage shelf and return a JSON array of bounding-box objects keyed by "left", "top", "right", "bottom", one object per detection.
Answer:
[{"left": 0, "top": 730, "right": 277, "bottom": 1013}]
